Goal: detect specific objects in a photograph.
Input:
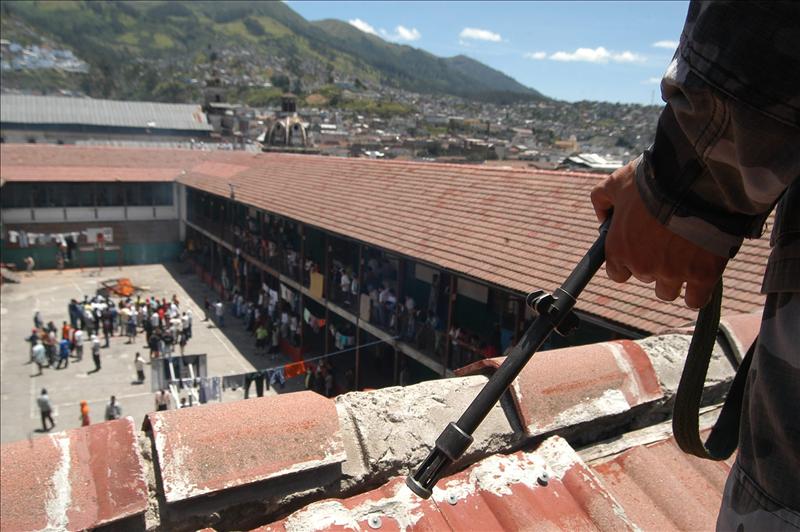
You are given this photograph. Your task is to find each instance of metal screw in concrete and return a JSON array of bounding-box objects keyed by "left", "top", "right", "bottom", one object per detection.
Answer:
[
  {"left": 537, "top": 471, "right": 550, "bottom": 486},
  {"left": 447, "top": 493, "right": 459, "bottom": 505},
  {"left": 368, "top": 515, "right": 382, "bottom": 529}
]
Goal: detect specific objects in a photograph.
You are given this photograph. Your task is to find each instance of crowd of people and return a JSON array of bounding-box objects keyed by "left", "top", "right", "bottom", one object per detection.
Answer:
[{"left": 27, "top": 292, "right": 197, "bottom": 431}]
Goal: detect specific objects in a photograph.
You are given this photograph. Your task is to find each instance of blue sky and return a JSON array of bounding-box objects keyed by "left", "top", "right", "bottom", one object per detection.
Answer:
[{"left": 286, "top": 1, "right": 690, "bottom": 104}]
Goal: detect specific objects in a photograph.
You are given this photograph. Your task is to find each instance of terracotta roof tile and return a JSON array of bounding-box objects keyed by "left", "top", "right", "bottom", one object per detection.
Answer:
[
  {"left": 261, "top": 436, "right": 638, "bottom": 532},
  {"left": 143, "top": 392, "right": 345, "bottom": 503},
  {"left": 0, "top": 417, "right": 148, "bottom": 531},
  {"left": 0, "top": 145, "right": 771, "bottom": 334},
  {"left": 591, "top": 434, "right": 734, "bottom": 531},
  {"left": 260, "top": 431, "right": 733, "bottom": 532},
  {"left": 457, "top": 340, "right": 663, "bottom": 435},
  {"left": 718, "top": 313, "right": 760, "bottom": 363}
]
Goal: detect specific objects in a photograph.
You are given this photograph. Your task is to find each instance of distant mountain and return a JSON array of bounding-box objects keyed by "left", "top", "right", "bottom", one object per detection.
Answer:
[{"left": 0, "top": 1, "right": 546, "bottom": 104}]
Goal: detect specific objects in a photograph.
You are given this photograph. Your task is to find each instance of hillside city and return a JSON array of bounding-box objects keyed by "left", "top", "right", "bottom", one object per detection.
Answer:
[{"left": 1, "top": 29, "right": 662, "bottom": 171}]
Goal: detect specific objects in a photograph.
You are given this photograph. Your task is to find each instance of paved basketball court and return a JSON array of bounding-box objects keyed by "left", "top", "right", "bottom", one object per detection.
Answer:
[{"left": 0, "top": 263, "right": 303, "bottom": 444}]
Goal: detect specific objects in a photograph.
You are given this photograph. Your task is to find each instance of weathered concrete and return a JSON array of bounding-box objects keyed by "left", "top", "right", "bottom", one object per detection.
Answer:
[
  {"left": 335, "top": 376, "right": 521, "bottom": 487},
  {"left": 637, "top": 334, "right": 736, "bottom": 405}
]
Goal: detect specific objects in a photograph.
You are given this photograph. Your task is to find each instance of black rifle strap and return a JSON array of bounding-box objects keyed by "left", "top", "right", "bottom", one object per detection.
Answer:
[{"left": 672, "top": 279, "right": 756, "bottom": 460}]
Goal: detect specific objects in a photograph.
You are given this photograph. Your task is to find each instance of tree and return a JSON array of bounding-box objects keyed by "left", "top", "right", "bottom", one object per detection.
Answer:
[
  {"left": 270, "top": 73, "right": 290, "bottom": 92},
  {"left": 243, "top": 17, "right": 264, "bottom": 36}
]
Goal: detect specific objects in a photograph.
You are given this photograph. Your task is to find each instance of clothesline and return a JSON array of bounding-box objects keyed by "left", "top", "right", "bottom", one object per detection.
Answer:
[{"left": 216, "top": 336, "right": 398, "bottom": 389}]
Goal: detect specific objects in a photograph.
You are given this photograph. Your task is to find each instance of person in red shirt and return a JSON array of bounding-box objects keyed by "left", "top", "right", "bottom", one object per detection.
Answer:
[{"left": 79, "top": 400, "right": 90, "bottom": 426}]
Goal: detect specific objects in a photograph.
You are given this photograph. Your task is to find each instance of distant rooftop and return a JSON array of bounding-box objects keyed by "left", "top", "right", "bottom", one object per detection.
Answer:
[{"left": 0, "top": 94, "right": 213, "bottom": 132}]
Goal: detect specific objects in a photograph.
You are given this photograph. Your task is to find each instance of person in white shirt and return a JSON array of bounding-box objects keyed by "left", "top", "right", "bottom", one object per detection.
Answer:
[
  {"left": 73, "top": 329, "right": 84, "bottom": 361},
  {"left": 32, "top": 341, "right": 47, "bottom": 376},
  {"left": 289, "top": 315, "right": 299, "bottom": 345},
  {"left": 134, "top": 352, "right": 145, "bottom": 383},
  {"left": 215, "top": 301, "right": 224, "bottom": 328},
  {"left": 182, "top": 311, "right": 192, "bottom": 340},
  {"left": 340, "top": 270, "right": 351, "bottom": 301},
  {"left": 37, "top": 388, "right": 55, "bottom": 431}
]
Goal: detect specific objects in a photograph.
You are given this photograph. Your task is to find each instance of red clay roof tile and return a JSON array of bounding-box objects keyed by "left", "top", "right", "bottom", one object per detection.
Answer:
[
  {"left": 0, "top": 145, "right": 772, "bottom": 334},
  {"left": 260, "top": 436, "right": 638, "bottom": 532},
  {"left": 0, "top": 417, "right": 148, "bottom": 531},
  {"left": 591, "top": 434, "right": 734, "bottom": 531},
  {"left": 143, "top": 392, "right": 345, "bottom": 503},
  {"left": 718, "top": 313, "right": 761, "bottom": 363},
  {"left": 457, "top": 340, "right": 663, "bottom": 435}
]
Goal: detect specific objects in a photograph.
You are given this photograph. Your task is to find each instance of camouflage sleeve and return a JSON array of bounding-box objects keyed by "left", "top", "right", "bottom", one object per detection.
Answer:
[{"left": 635, "top": 54, "right": 800, "bottom": 259}]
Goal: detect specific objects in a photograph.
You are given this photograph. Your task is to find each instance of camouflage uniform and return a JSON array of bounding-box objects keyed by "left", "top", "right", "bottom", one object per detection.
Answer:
[{"left": 635, "top": 1, "right": 800, "bottom": 528}]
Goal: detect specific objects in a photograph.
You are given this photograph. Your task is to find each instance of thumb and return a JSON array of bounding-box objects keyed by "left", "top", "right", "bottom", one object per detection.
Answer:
[{"left": 590, "top": 184, "right": 614, "bottom": 223}]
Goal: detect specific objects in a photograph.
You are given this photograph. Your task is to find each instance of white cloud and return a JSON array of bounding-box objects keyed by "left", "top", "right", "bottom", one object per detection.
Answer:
[
  {"left": 613, "top": 50, "right": 646, "bottom": 63},
  {"left": 383, "top": 25, "right": 421, "bottom": 42},
  {"left": 524, "top": 51, "right": 547, "bottom": 60},
  {"left": 641, "top": 77, "right": 662, "bottom": 84},
  {"left": 349, "top": 18, "right": 378, "bottom": 36},
  {"left": 349, "top": 19, "right": 420, "bottom": 42},
  {"left": 652, "top": 40, "right": 679, "bottom": 49},
  {"left": 459, "top": 27, "right": 502, "bottom": 42},
  {"left": 548, "top": 47, "right": 645, "bottom": 64}
]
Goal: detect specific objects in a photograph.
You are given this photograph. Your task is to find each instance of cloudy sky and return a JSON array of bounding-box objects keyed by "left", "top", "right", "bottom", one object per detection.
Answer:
[{"left": 286, "top": 0, "right": 690, "bottom": 104}]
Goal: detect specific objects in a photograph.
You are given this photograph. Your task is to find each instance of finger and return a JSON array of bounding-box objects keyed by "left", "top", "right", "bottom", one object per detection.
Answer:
[
  {"left": 685, "top": 281, "right": 714, "bottom": 310},
  {"left": 633, "top": 273, "right": 655, "bottom": 284},
  {"left": 655, "top": 279, "right": 682, "bottom": 301},
  {"left": 590, "top": 184, "right": 614, "bottom": 223},
  {"left": 605, "top": 261, "right": 632, "bottom": 283}
]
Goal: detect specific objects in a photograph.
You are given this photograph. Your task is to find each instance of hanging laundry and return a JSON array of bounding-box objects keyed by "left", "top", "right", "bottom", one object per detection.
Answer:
[
  {"left": 19, "top": 231, "right": 29, "bottom": 248},
  {"left": 309, "top": 272, "right": 324, "bottom": 299},
  {"left": 210, "top": 376, "right": 222, "bottom": 402},
  {"left": 222, "top": 373, "right": 245, "bottom": 391},
  {"left": 285, "top": 361, "right": 306, "bottom": 379},
  {"left": 198, "top": 378, "right": 208, "bottom": 404},
  {"left": 7, "top": 230, "right": 19, "bottom": 244},
  {"left": 269, "top": 367, "right": 286, "bottom": 388}
]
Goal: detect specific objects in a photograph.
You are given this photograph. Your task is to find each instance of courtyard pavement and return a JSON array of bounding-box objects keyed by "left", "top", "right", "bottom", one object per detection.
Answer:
[{"left": 0, "top": 262, "right": 304, "bottom": 444}]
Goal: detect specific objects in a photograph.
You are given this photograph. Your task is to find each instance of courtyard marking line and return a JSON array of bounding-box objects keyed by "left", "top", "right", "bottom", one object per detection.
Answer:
[
  {"left": 206, "top": 323, "right": 251, "bottom": 372},
  {"left": 34, "top": 391, "right": 154, "bottom": 419},
  {"left": 182, "top": 292, "right": 251, "bottom": 373}
]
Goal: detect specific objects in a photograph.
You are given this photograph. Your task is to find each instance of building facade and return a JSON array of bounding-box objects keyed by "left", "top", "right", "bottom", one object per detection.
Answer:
[{"left": 0, "top": 144, "right": 771, "bottom": 391}]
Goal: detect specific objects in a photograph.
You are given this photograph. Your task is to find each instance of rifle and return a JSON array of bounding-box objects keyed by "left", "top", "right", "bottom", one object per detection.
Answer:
[{"left": 406, "top": 218, "right": 611, "bottom": 499}]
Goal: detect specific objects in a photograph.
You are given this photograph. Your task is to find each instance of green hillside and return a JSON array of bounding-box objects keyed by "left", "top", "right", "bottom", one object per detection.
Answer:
[{"left": 0, "top": 0, "right": 546, "bottom": 104}]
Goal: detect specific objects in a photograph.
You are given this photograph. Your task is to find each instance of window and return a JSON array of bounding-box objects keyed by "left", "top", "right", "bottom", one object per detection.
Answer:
[
  {"left": 65, "top": 183, "right": 95, "bottom": 207},
  {"left": 0, "top": 183, "right": 31, "bottom": 208},
  {"left": 125, "top": 183, "right": 143, "bottom": 206},
  {"left": 31, "top": 184, "right": 48, "bottom": 207},
  {"left": 153, "top": 183, "right": 173, "bottom": 206},
  {"left": 77, "top": 183, "right": 95, "bottom": 207},
  {"left": 112, "top": 184, "right": 125, "bottom": 206},
  {"left": 45, "top": 183, "right": 69, "bottom": 207},
  {"left": 95, "top": 183, "right": 112, "bottom": 206}
]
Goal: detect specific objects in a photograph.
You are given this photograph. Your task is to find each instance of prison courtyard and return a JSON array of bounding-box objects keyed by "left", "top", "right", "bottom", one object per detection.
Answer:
[{"left": 0, "top": 264, "right": 304, "bottom": 444}]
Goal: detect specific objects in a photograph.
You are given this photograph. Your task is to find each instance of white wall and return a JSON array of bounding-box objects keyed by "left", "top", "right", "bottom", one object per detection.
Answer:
[
  {"left": 1, "top": 208, "right": 33, "bottom": 223},
  {"left": 63, "top": 207, "right": 95, "bottom": 222}
]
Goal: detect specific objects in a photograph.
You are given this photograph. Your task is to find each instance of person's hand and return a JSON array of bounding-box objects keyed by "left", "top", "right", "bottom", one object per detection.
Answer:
[{"left": 590, "top": 160, "right": 727, "bottom": 309}]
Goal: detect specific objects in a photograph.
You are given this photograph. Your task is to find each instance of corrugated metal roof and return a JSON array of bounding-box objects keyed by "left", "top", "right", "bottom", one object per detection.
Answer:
[
  {"left": 261, "top": 434, "right": 731, "bottom": 532},
  {"left": 0, "top": 94, "right": 212, "bottom": 132}
]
